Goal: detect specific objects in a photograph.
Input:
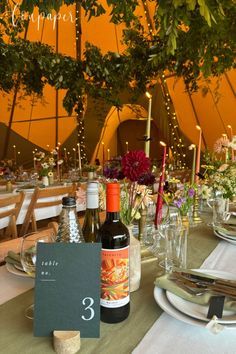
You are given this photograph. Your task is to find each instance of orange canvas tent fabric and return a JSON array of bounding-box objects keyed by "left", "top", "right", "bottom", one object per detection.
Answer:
[{"left": 0, "top": 1, "right": 235, "bottom": 165}]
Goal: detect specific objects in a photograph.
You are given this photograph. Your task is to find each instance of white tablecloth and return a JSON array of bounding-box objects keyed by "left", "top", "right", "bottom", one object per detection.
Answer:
[
  {"left": 0, "top": 185, "right": 86, "bottom": 230},
  {"left": 133, "top": 240, "right": 236, "bottom": 354},
  {"left": 0, "top": 265, "right": 34, "bottom": 305}
]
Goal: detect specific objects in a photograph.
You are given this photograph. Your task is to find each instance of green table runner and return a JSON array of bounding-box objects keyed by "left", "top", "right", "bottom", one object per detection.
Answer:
[{"left": 0, "top": 223, "right": 218, "bottom": 354}]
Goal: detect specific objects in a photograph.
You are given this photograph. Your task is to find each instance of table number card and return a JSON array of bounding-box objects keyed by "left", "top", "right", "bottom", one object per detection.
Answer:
[{"left": 34, "top": 243, "right": 101, "bottom": 338}]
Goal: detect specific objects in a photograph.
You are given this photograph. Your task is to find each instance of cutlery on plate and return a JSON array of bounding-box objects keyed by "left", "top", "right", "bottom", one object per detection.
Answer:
[
  {"left": 170, "top": 273, "right": 236, "bottom": 299},
  {"left": 172, "top": 270, "right": 236, "bottom": 289}
]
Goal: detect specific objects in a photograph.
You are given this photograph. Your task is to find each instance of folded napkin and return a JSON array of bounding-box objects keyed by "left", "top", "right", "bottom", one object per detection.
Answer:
[
  {"left": 215, "top": 225, "right": 236, "bottom": 237},
  {"left": 155, "top": 273, "right": 236, "bottom": 312},
  {"left": 4, "top": 251, "right": 22, "bottom": 268}
]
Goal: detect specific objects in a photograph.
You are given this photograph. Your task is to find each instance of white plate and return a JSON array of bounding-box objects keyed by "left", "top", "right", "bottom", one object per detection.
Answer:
[
  {"left": 214, "top": 229, "right": 236, "bottom": 244},
  {"left": 154, "top": 273, "right": 236, "bottom": 329},
  {"left": 154, "top": 287, "right": 207, "bottom": 328},
  {"left": 6, "top": 262, "right": 29, "bottom": 277},
  {"left": 166, "top": 270, "right": 236, "bottom": 324}
]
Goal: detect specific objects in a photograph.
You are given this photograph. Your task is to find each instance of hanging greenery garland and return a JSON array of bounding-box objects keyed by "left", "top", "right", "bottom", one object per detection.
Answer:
[{"left": 0, "top": 0, "right": 235, "bottom": 114}]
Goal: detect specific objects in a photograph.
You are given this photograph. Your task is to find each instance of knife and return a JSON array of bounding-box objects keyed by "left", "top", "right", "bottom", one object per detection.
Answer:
[
  {"left": 169, "top": 275, "right": 236, "bottom": 299},
  {"left": 172, "top": 270, "right": 236, "bottom": 289}
]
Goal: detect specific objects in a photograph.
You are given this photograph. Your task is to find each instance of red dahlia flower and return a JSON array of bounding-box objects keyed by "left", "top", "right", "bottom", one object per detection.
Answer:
[{"left": 121, "top": 150, "right": 150, "bottom": 182}]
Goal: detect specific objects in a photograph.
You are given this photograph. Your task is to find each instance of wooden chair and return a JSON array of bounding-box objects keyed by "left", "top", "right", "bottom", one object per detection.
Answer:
[
  {"left": 20, "top": 185, "right": 76, "bottom": 236},
  {"left": 0, "top": 191, "right": 25, "bottom": 239}
]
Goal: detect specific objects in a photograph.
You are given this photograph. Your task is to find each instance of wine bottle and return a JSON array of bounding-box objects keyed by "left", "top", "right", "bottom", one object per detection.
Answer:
[
  {"left": 82, "top": 181, "right": 101, "bottom": 242},
  {"left": 97, "top": 182, "right": 130, "bottom": 323},
  {"left": 56, "top": 196, "right": 84, "bottom": 243}
]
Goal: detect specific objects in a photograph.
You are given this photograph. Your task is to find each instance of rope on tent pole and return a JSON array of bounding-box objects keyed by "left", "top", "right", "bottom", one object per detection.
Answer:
[
  {"left": 205, "top": 80, "right": 227, "bottom": 135},
  {"left": 186, "top": 90, "right": 207, "bottom": 149},
  {"left": 224, "top": 72, "right": 236, "bottom": 98}
]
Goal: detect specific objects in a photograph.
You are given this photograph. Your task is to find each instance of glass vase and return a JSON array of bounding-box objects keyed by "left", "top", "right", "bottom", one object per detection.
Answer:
[
  {"left": 42, "top": 176, "right": 49, "bottom": 187},
  {"left": 127, "top": 225, "right": 141, "bottom": 292}
]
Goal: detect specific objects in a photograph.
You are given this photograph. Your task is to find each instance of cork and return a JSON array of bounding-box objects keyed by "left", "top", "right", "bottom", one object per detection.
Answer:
[{"left": 53, "top": 330, "right": 81, "bottom": 354}]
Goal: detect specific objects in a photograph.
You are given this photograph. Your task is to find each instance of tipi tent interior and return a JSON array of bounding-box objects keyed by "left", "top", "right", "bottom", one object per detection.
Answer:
[{"left": 0, "top": 1, "right": 235, "bottom": 169}]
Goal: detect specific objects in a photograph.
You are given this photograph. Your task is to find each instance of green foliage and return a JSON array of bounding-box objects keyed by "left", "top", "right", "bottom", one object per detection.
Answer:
[{"left": 0, "top": 0, "right": 235, "bottom": 113}]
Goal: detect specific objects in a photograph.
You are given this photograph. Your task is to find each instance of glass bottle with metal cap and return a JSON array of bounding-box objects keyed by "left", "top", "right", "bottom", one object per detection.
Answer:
[{"left": 56, "top": 196, "right": 84, "bottom": 243}]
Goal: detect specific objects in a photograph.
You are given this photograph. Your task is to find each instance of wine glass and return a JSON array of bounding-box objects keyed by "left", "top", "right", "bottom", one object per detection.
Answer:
[{"left": 20, "top": 231, "right": 55, "bottom": 319}]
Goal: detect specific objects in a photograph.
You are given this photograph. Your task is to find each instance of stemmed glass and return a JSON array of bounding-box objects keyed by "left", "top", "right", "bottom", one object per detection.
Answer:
[{"left": 20, "top": 231, "right": 55, "bottom": 319}]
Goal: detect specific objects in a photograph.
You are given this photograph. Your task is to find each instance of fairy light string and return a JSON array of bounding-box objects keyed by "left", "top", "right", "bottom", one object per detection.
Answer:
[{"left": 75, "top": 3, "right": 87, "bottom": 164}]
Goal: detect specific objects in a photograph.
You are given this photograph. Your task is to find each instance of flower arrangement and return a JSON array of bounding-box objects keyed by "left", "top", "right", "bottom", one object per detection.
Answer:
[
  {"left": 103, "top": 150, "right": 155, "bottom": 225},
  {"left": 207, "top": 163, "right": 236, "bottom": 199},
  {"left": 164, "top": 182, "right": 195, "bottom": 216},
  {"left": 0, "top": 159, "right": 16, "bottom": 177},
  {"left": 34, "top": 151, "right": 58, "bottom": 177},
  {"left": 200, "top": 140, "right": 236, "bottom": 199},
  {"left": 82, "top": 164, "right": 98, "bottom": 173}
]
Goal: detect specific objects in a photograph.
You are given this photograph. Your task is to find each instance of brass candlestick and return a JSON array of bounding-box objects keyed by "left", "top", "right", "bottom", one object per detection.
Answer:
[{"left": 192, "top": 192, "right": 203, "bottom": 224}]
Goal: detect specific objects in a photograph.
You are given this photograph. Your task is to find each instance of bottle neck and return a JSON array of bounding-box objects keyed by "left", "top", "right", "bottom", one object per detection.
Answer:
[
  {"left": 62, "top": 205, "right": 77, "bottom": 212},
  {"left": 87, "top": 192, "right": 99, "bottom": 209},
  {"left": 106, "top": 211, "right": 120, "bottom": 221}
]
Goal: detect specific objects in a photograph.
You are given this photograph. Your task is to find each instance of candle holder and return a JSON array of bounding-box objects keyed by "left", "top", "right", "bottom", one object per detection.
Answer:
[{"left": 192, "top": 192, "right": 203, "bottom": 225}]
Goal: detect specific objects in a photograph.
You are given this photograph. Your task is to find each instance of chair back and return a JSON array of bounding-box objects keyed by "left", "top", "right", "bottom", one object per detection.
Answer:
[
  {"left": 0, "top": 191, "right": 25, "bottom": 239},
  {"left": 20, "top": 185, "right": 75, "bottom": 236}
]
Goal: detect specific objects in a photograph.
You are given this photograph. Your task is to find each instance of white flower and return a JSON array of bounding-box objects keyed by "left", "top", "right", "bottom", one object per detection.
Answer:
[
  {"left": 41, "top": 162, "right": 49, "bottom": 169},
  {"left": 200, "top": 185, "right": 212, "bottom": 200}
]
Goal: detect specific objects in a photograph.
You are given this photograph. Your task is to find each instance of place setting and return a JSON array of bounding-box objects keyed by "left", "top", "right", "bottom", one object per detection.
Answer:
[
  {"left": 154, "top": 268, "right": 236, "bottom": 330},
  {"left": 211, "top": 199, "right": 236, "bottom": 245},
  {"left": 4, "top": 251, "right": 28, "bottom": 277},
  {"left": 151, "top": 209, "right": 236, "bottom": 332}
]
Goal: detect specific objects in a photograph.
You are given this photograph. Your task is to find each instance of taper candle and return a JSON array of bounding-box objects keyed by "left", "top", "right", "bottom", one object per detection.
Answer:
[
  {"left": 154, "top": 141, "right": 167, "bottom": 226},
  {"left": 13, "top": 145, "right": 16, "bottom": 162},
  {"left": 195, "top": 125, "right": 202, "bottom": 184},
  {"left": 144, "top": 92, "right": 152, "bottom": 157},
  {"left": 73, "top": 148, "right": 77, "bottom": 168},
  {"left": 189, "top": 144, "right": 196, "bottom": 186},
  {"left": 228, "top": 125, "right": 234, "bottom": 161},
  {"left": 107, "top": 148, "right": 110, "bottom": 160},
  {"left": 33, "top": 151, "right": 36, "bottom": 169},
  {"left": 77, "top": 143, "right": 82, "bottom": 171},
  {"left": 102, "top": 142, "right": 105, "bottom": 166},
  {"left": 125, "top": 141, "right": 129, "bottom": 153}
]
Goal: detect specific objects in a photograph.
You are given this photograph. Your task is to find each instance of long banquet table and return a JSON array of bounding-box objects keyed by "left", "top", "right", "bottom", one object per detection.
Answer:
[
  {"left": 0, "top": 184, "right": 86, "bottom": 231},
  {"left": 0, "top": 222, "right": 221, "bottom": 354}
]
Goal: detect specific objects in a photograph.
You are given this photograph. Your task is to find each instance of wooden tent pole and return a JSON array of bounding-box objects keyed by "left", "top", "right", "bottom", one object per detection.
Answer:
[{"left": 55, "top": 13, "right": 59, "bottom": 147}]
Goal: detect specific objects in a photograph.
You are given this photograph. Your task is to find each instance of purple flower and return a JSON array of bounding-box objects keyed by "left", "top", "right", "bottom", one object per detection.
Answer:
[
  {"left": 188, "top": 188, "right": 195, "bottom": 197},
  {"left": 137, "top": 172, "right": 156, "bottom": 186},
  {"left": 174, "top": 198, "right": 185, "bottom": 209},
  {"left": 103, "top": 157, "right": 124, "bottom": 180}
]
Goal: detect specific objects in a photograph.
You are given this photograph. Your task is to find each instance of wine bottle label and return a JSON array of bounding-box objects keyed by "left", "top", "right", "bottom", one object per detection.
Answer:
[{"left": 100, "top": 246, "right": 129, "bottom": 308}]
